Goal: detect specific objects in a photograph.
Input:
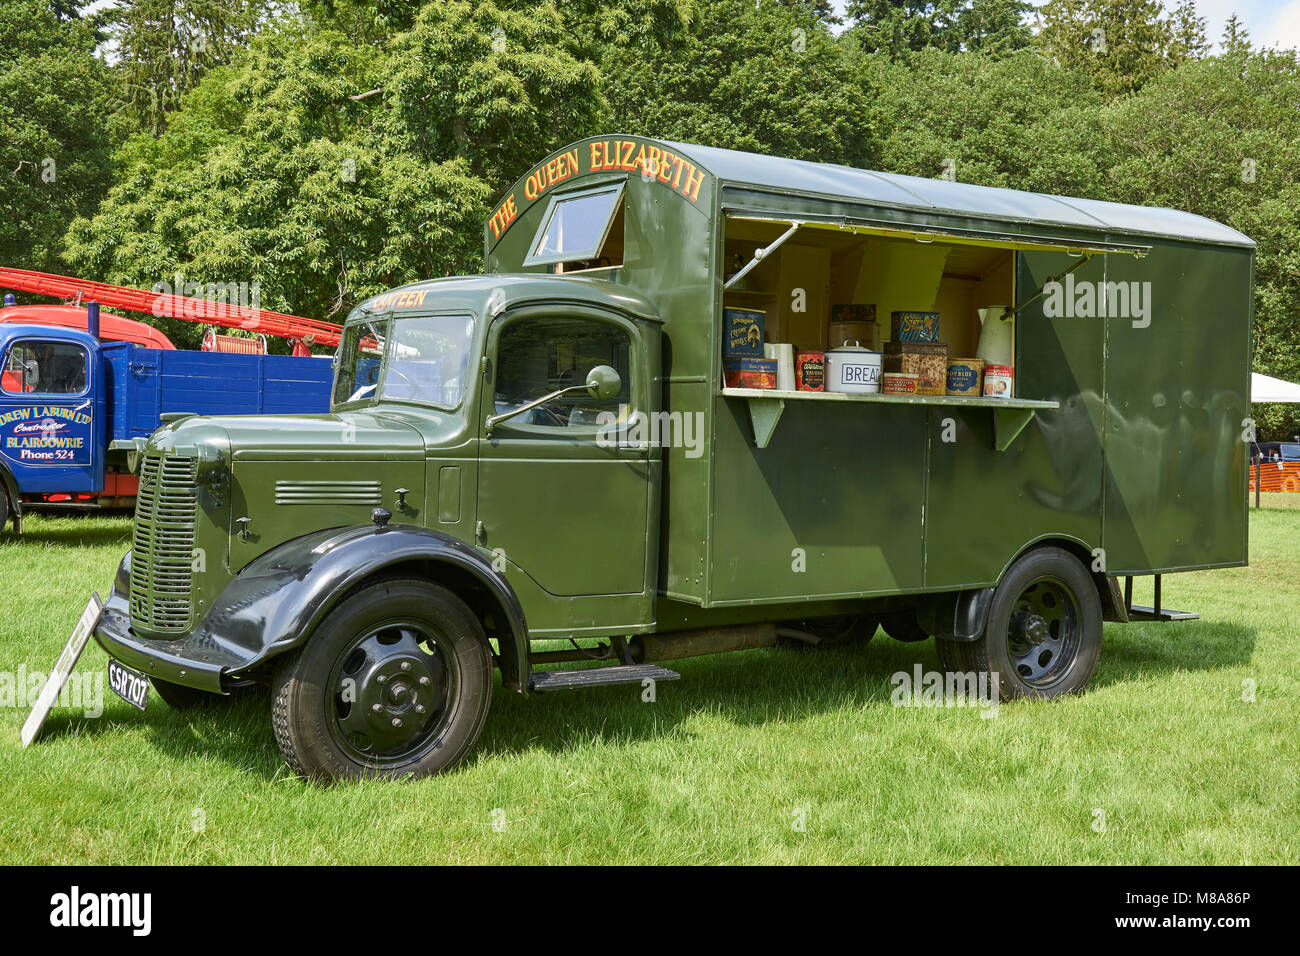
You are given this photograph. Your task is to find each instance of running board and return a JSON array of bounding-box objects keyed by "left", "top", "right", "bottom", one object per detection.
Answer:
[
  {"left": 529, "top": 663, "right": 680, "bottom": 693},
  {"left": 1127, "top": 605, "right": 1200, "bottom": 622},
  {"left": 1123, "top": 574, "right": 1199, "bottom": 623}
]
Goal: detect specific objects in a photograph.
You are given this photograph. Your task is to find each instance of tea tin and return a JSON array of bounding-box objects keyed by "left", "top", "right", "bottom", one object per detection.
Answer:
[
  {"left": 890, "top": 311, "right": 940, "bottom": 342},
  {"left": 880, "top": 372, "right": 919, "bottom": 395},
  {"left": 724, "top": 357, "right": 777, "bottom": 389},
  {"left": 795, "top": 350, "right": 825, "bottom": 391},
  {"left": 883, "top": 341, "right": 948, "bottom": 395},
  {"left": 945, "top": 357, "right": 985, "bottom": 396},
  {"left": 723, "top": 307, "right": 765, "bottom": 358},
  {"left": 982, "top": 364, "right": 1015, "bottom": 398}
]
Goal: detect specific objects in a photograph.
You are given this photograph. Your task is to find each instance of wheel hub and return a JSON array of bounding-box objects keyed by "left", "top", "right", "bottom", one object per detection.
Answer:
[
  {"left": 332, "top": 627, "right": 448, "bottom": 757},
  {"left": 1005, "top": 577, "right": 1080, "bottom": 687}
]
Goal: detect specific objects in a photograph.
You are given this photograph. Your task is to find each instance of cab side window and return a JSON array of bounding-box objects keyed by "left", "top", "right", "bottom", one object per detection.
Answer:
[
  {"left": 1, "top": 340, "right": 87, "bottom": 395},
  {"left": 494, "top": 316, "right": 631, "bottom": 428}
]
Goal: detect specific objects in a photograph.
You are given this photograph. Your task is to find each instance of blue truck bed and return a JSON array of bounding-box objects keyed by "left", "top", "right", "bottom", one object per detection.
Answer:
[{"left": 103, "top": 343, "right": 333, "bottom": 441}]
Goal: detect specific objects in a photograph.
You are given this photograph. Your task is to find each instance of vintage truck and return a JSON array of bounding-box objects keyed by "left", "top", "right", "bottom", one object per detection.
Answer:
[
  {"left": 0, "top": 285, "right": 334, "bottom": 527},
  {"left": 88, "top": 136, "right": 1253, "bottom": 781}
]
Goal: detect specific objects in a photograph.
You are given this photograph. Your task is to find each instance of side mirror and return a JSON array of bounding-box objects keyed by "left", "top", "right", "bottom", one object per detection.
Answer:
[
  {"left": 486, "top": 364, "right": 624, "bottom": 432},
  {"left": 585, "top": 364, "right": 621, "bottom": 401}
]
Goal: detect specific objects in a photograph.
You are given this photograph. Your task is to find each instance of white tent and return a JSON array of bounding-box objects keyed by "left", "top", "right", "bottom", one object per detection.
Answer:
[{"left": 1252, "top": 372, "right": 1300, "bottom": 403}]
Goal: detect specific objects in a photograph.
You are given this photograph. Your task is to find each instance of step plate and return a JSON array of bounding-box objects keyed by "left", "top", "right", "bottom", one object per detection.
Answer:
[
  {"left": 530, "top": 663, "right": 681, "bottom": 693},
  {"left": 1127, "top": 604, "right": 1200, "bottom": 622}
]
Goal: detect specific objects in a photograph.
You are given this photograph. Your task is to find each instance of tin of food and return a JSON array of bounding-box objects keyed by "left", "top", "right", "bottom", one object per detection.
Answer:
[
  {"left": 795, "top": 350, "right": 825, "bottom": 391},
  {"left": 883, "top": 341, "right": 948, "bottom": 395},
  {"left": 723, "top": 307, "right": 765, "bottom": 358},
  {"left": 982, "top": 364, "right": 1014, "bottom": 398},
  {"left": 825, "top": 340, "right": 882, "bottom": 394},
  {"left": 945, "top": 357, "right": 985, "bottom": 397},
  {"left": 890, "top": 311, "right": 940, "bottom": 342},
  {"left": 724, "top": 357, "right": 778, "bottom": 389},
  {"left": 880, "top": 372, "right": 919, "bottom": 395},
  {"left": 829, "top": 304, "right": 878, "bottom": 352}
]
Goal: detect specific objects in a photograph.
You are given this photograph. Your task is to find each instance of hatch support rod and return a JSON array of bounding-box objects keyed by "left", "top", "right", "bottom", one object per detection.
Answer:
[{"left": 723, "top": 221, "right": 805, "bottom": 290}]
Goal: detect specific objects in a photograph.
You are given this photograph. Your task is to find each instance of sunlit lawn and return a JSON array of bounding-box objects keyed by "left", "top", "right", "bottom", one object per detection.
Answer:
[{"left": 0, "top": 500, "right": 1295, "bottom": 864}]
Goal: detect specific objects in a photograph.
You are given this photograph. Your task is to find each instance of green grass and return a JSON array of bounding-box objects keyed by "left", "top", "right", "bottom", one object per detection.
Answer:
[{"left": 1, "top": 503, "right": 1297, "bottom": 864}]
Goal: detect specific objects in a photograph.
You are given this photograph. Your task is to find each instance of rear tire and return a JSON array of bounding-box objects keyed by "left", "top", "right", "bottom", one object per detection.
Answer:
[
  {"left": 271, "top": 578, "right": 493, "bottom": 782},
  {"left": 963, "top": 547, "right": 1102, "bottom": 700}
]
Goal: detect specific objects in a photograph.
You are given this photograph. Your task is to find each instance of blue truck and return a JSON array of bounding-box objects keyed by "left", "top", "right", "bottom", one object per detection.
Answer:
[{"left": 0, "top": 305, "right": 332, "bottom": 531}]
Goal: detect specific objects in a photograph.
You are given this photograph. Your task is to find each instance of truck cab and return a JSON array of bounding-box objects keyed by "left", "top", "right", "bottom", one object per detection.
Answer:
[
  {"left": 90, "top": 135, "right": 1254, "bottom": 782},
  {"left": 0, "top": 325, "right": 106, "bottom": 524}
]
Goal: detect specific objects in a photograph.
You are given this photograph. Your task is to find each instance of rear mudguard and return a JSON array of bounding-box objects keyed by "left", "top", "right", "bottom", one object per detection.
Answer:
[{"left": 97, "top": 524, "right": 530, "bottom": 693}]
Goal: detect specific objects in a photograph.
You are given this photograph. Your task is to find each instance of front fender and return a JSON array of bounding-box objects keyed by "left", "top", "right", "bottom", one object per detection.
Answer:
[
  {"left": 221, "top": 524, "right": 530, "bottom": 689},
  {"left": 96, "top": 525, "right": 530, "bottom": 693}
]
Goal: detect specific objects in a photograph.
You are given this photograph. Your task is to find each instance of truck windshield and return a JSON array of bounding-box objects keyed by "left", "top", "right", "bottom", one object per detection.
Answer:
[{"left": 333, "top": 314, "right": 474, "bottom": 409}]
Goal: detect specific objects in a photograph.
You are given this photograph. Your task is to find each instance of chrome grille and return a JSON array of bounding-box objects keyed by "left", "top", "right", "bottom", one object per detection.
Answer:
[{"left": 129, "top": 454, "right": 199, "bottom": 632}]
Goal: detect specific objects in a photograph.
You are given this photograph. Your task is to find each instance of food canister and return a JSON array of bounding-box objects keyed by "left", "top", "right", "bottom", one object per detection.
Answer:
[
  {"left": 880, "top": 372, "right": 919, "bottom": 395},
  {"left": 723, "top": 308, "right": 765, "bottom": 358},
  {"left": 829, "top": 304, "right": 878, "bottom": 352},
  {"left": 825, "top": 340, "right": 882, "bottom": 394},
  {"left": 890, "top": 311, "right": 940, "bottom": 342},
  {"left": 982, "top": 364, "right": 1014, "bottom": 398},
  {"left": 795, "top": 350, "right": 825, "bottom": 391},
  {"left": 723, "top": 357, "right": 777, "bottom": 389},
  {"left": 945, "top": 357, "right": 985, "bottom": 397},
  {"left": 883, "top": 341, "right": 948, "bottom": 396}
]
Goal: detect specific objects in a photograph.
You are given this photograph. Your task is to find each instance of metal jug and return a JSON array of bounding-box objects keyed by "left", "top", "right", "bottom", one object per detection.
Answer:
[{"left": 976, "top": 306, "right": 1014, "bottom": 368}]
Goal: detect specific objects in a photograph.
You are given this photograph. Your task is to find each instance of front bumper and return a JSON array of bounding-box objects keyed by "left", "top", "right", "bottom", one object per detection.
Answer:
[{"left": 93, "top": 553, "right": 237, "bottom": 693}]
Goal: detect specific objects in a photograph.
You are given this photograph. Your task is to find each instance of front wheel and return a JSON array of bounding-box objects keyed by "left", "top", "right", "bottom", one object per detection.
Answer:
[
  {"left": 962, "top": 547, "right": 1102, "bottom": 700},
  {"left": 271, "top": 578, "right": 493, "bottom": 782}
]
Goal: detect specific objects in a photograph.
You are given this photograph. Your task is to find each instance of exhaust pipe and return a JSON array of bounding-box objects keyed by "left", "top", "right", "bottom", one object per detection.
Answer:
[
  {"left": 86, "top": 300, "right": 101, "bottom": 340},
  {"left": 630, "top": 622, "right": 777, "bottom": 663}
]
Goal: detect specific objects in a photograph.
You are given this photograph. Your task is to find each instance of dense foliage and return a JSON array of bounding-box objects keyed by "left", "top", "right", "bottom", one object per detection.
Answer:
[{"left": 2, "top": 0, "right": 1299, "bottom": 433}]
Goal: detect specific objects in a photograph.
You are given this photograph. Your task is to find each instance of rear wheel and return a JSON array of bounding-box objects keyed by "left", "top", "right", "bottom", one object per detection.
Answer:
[
  {"left": 963, "top": 548, "right": 1102, "bottom": 700},
  {"left": 272, "top": 578, "right": 493, "bottom": 782}
]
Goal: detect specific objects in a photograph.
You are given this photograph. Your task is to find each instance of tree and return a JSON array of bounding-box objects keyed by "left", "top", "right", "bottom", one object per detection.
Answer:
[
  {"left": 847, "top": 0, "right": 1032, "bottom": 56},
  {"left": 64, "top": 2, "right": 608, "bottom": 334},
  {"left": 100, "top": 0, "right": 274, "bottom": 134},
  {"left": 862, "top": 48, "right": 1110, "bottom": 196},
  {"left": 601, "top": 0, "right": 871, "bottom": 167},
  {"left": 1036, "top": 0, "right": 1207, "bottom": 99},
  {"left": 0, "top": 0, "right": 116, "bottom": 272},
  {"left": 378, "top": 0, "right": 606, "bottom": 189},
  {"left": 1103, "top": 48, "right": 1300, "bottom": 438}
]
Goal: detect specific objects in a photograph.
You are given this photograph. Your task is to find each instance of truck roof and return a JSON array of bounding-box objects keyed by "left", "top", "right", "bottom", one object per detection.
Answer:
[
  {"left": 662, "top": 138, "right": 1254, "bottom": 249},
  {"left": 0, "top": 304, "right": 177, "bottom": 348},
  {"left": 349, "top": 273, "right": 661, "bottom": 324}
]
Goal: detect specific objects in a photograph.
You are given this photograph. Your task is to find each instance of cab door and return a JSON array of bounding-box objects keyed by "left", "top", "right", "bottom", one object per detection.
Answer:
[
  {"left": 475, "top": 306, "right": 658, "bottom": 607},
  {"left": 0, "top": 334, "right": 103, "bottom": 493}
]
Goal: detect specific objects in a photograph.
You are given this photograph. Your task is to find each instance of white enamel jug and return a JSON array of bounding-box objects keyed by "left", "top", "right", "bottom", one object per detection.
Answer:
[{"left": 976, "top": 306, "right": 1014, "bottom": 368}]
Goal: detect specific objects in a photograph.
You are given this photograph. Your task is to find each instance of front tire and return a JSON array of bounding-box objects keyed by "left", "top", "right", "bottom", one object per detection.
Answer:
[
  {"left": 271, "top": 578, "right": 493, "bottom": 782},
  {"left": 963, "top": 547, "right": 1102, "bottom": 700}
]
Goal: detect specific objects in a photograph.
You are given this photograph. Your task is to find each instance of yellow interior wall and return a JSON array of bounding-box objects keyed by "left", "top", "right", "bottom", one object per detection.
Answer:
[{"left": 723, "top": 225, "right": 1014, "bottom": 359}]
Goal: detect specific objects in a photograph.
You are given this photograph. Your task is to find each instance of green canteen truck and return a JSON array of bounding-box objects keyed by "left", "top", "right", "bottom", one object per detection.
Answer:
[{"left": 90, "top": 136, "right": 1253, "bottom": 781}]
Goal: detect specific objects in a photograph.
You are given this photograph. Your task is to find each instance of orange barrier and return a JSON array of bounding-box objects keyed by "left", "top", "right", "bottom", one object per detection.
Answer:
[{"left": 1249, "top": 460, "right": 1300, "bottom": 492}]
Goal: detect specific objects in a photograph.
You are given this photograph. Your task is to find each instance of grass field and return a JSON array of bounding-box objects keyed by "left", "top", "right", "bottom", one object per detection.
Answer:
[{"left": 1, "top": 499, "right": 1296, "bottom": 865}]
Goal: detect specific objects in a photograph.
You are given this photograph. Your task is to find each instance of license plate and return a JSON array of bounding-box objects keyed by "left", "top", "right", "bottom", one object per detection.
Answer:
[
  {"left": 107, "top": 658, "right": 149, "bottom": 711},
  {"left": 20, "top": 592, "right": 103, "bottom": 747}
]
